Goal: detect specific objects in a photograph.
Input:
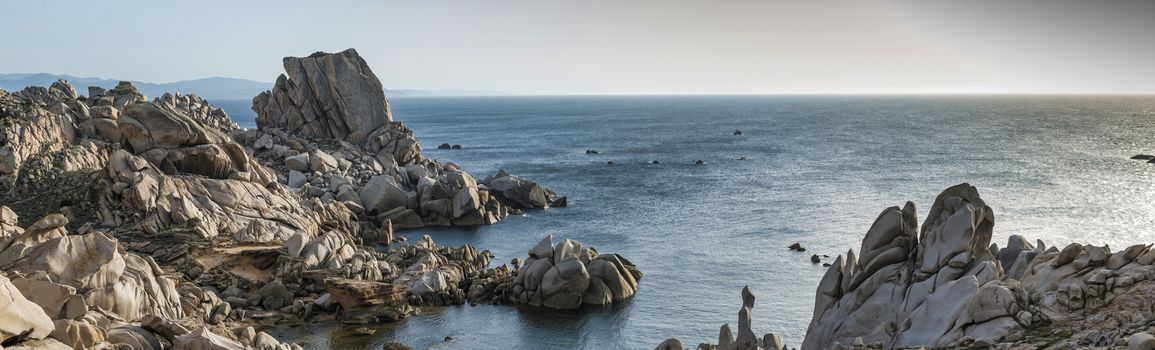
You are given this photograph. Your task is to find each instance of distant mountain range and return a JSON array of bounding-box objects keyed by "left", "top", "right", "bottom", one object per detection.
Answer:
[{"left": 0, "top": 73, "right": 501, "bottom": 100}]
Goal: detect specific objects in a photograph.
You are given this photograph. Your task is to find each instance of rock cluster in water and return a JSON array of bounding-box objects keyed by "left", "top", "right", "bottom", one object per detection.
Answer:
[
  {"left": 658, "top": 184, "right": 1155, "bottom": 350},
  {"left": 475, "top": 235, "right": 643, "bottom": 309},
  {"left": 0, "top": 48, "right": 627, "bottom": 349}
]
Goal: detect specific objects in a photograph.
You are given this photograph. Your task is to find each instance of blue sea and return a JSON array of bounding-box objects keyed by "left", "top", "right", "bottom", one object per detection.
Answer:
[{"left": 220, "top": 95, "right": 1155, "bottom": 349}]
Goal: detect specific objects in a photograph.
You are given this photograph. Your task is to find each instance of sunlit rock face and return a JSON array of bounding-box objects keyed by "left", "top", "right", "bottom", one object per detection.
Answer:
[
  {"left": 252, "top": 48, "right": 393, "bottom": 145},
  {"left": 803, "top": 184, "right": 1025, "bottom": 349}
]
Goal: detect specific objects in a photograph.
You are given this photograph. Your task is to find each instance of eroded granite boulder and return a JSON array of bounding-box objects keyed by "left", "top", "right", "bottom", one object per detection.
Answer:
[{"left": 252, "top": 49, "right": 392, "bottom": 145}]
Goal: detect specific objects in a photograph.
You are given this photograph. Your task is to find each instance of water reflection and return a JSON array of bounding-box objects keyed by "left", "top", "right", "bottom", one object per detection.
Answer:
[{"left": 269, "top": 301, "right": 636, "bottom": 349}]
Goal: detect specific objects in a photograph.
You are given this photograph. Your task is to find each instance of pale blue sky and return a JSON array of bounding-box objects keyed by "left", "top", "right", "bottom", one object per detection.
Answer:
[{"left": 2, "top": 0, "right": 1153, "bottom": 94}]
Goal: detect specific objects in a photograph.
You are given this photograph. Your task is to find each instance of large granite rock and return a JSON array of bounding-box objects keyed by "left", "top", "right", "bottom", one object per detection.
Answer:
[
  {"left": 323, "top": 278, "right": 411, "bottom": 324},
  {"left": 803, "top": 184, "right": 1020, "bottom": 349},
  {"left": 0, "top": 231, "right": 184, "bottom": 322},
  {"left": 252, "top": 49, "right": 392, "bottom": 145},
  {"left": 119, "top": 101, "right": 272, "bottom": 183},
  {"left": 0, "top": 274, "right": 55, "bottom": 343},
  {"left": 481, "top": 170, "right": 562, "bottom": 210},
  {"left": 242, "top": 49, "right": 559, "bottom": 232}
]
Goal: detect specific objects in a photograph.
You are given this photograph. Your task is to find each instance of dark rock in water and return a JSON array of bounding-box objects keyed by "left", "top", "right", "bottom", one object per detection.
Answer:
[
  {"left": 738, "top": 157, "right": 747, "bottom": 160},
  {"left": 437, "top": 143, "right": 452, "bottom": 149},
  {"left": 651, "top": 160, "right": 661, "bottom": 164},
  {"left": 607, "top": 161, "right": 615, "bottom": 165},
  {"left": 695, "top": 160, "right": 705, "bottom": 165},
  {"left": 551, "top": 196, "right": 568, "bottom": 208},
  {"left": 741, "top": 286, "right": 755, "bottom": 309},
  {"left": 444, "top": 336, "right": 453, "bottom": 342},
  {"left": 586, "top": 149, "right": 599, "bottom": 154},
  {"left": 822, "top": 263, "right": 832, "bottom": 267},
  {"left": 382, "top": 343, "right": 412, "bottom": 350},
  {"left": 734, "top": 130, "right": 743, "bottom": 135},
  {"left": 353, "top": 327, "right": 376, "bottom": 336},
  {"left": 788, "top": 243, "right": 805, "bottom": 252},
  {"left": 1131, "top": 154, "right": 1154, "bottom": 160},
  {"left": 451, "top": 144, "right": 462, "bottom": 149},
  {"left": 810, "top": 254, "right": 821, "bottom": 263},
  {"left": 481, "top": 170, "right": 561, "bottom": 210},
  {"left": 1147, "top": 158, "right": 1155, "bottom": 164}
]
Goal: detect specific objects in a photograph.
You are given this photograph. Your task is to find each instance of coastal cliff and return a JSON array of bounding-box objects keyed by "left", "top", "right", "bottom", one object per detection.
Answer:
[
  {"left": 656, "top": 184, "right": 1155, "bottom": 350},
  {"left": 0, "top": 49, "right": 634, "bottom": 349}
]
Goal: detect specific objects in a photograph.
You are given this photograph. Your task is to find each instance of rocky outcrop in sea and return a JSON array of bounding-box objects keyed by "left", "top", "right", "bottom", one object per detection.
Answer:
[
  {"left": 657, "top": 184, "right": 1155, "bottom": 350},
  {"left": 237, "top": 49, "right": 561, "bottom": 230},
  {"left": 0, "top": 48, "right": 634, "bottom": 349}
]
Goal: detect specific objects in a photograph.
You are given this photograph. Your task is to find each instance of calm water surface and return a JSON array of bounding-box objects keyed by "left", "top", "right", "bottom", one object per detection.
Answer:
[{"left": 222, "top": 95, "right": 1155, "bottom": 349}]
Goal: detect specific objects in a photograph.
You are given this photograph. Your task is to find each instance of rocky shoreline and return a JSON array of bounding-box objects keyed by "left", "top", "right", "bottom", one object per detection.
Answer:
[
  {"left": 5, "top": 48, "right": 1154, "bottom": 350},
  {"left": 656, "top": 184, "right": 1155, "bottom": 350},
  {"left": 0, "top": 48, "right": 636, "bottom": 349}
]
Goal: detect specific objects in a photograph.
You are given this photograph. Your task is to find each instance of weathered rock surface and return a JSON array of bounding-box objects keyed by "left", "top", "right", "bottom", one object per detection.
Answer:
[
  {"left": 253, "top": 49, "right": 393, "bottom": 145},
  {"left": 0, "top": 274, "right": 55, "bottom": 343},
  {"left": 503, "top": 235, "right": 642, "bottom": 309},
  {"left": 0, "top": 207, "right": 301, "bottom": 349},
  {"left": 801, "top": 184, "right": 1019, "bottom": 349}
]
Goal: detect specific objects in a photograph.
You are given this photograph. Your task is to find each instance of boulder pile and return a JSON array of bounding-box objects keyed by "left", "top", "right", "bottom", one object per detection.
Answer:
[
  {"left": 466, "top": 235, "right": 642, "bottom": 309},
  {"left": 0, "top": 208, "right": 299, "bottom": 349},
  {"left": 236, "top": 49, "right": 562, "bottom": 231}
]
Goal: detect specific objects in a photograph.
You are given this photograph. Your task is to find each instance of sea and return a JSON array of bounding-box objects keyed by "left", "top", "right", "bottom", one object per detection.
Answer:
[{"left": 217, "top": 95, "right": 1155, "bottom": 349}]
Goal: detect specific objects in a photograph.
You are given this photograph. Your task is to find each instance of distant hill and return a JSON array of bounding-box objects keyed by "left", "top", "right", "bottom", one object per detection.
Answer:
[
  {"left": 0, "top": 73, "right": 502, "bottom": 100},
  {"left": 0, "top": 73, "right": 271, "bottom": 100}
]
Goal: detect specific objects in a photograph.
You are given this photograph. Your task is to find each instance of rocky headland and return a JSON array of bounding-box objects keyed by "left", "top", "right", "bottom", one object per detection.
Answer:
[
  {"left": 0, "top": 48, "right": 633, "bottom": 350},
  {"left": 656, "top": 184, "right": 1155, "bottom": 350}
]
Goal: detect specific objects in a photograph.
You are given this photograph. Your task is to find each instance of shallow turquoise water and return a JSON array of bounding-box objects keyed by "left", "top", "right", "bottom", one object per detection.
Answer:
[{"left": 226, "top": 95, "right": 1155, "bottom": 349}]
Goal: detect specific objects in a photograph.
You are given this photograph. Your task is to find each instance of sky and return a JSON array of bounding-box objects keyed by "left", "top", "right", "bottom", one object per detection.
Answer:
[{"left": 2, "top": 0, "right": 1154, "bottom": 95}]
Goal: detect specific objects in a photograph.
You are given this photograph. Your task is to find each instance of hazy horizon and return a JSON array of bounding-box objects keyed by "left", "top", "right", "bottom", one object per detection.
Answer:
[{"left": 2, "top": 0, "right": 1153, "bottom": 95}]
